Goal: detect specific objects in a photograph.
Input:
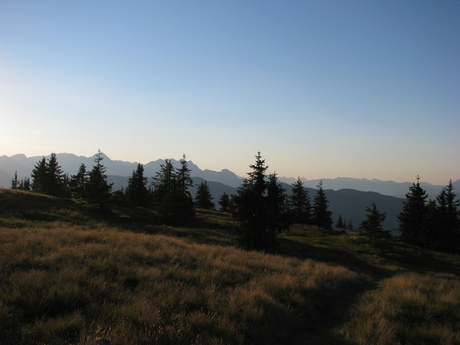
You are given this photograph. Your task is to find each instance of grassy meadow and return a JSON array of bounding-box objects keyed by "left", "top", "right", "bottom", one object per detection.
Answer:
[{"left": 0, "top": 188, "right": 459, "bottom": 344}]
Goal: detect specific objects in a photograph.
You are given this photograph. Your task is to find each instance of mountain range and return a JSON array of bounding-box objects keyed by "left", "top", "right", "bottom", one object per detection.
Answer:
[{"left": 1, "top": 152, "right": 458, "bottom": 233}]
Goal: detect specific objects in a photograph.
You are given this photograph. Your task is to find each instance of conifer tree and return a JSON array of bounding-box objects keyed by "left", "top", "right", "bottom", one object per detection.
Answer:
[
  {"left": 432, "top": 180, "right": 460, "bottom": 252},
  {"left": 30, "top": 154, "right": 67, "bottom": 196},
  {"left": 19, "top": 177, "right": 31, "bottom": 191},
  {"left": 176, "top": 154, "right": 194, "bottom": 197},
  {"left": 152, "top": 158, "right": 195, "bottom": 223},
  {"left": 45, "top": 153, "right": 66, "bottom": 197},
  {"left": 86, "top": 150, "right": 113, "bottom": 209},
  {"left": 218, "top": 193, "right": 231, "bottom": 212},
  {"left": 266, "top": 173, "right": 290, "bottom": 240},
  {"left": 312, "top": 181, "right": 333, "bottom": 230},
  {"left": 31, "top": 157, "right": 47, "bottom": 194},
  {"left": 126, "top": 163, "right": 149, "bottom": 207},
  {"left": 424, "top": 198, "right": 439, "bottom": 245},
  {"left": 336, "top": 215, "right": 345, "bottom": 229},
  {"left": 69, "top": 163, "right": 88, "bottom": 199},
  {"left": 153, "top": 159, "right": 175, "bottom": 199},
  {"left": 359, "top": 203, "right": 388, "bottom": 241},
  {"left": 195, "top": 181, "right": 215, "bottom": 210},
  {"left": 398, "top": 176, "right": 427, "bottom": 245},
  {"left": 289, "top": 177, "right": 311, "bottom": 224},
  {"left": 11, "top": 171, "right": 19, "bottom": 189},
  {"left": 232, "top": 152, "right": 290, "bottom": 252}
]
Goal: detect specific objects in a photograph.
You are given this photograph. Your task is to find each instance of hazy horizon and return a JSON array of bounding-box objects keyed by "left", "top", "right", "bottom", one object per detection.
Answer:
[
  {"left": 2, "top": 151, "right": 458, "bottom": 186},
  {"left": 1, "top": 1, "right": 459, "bottom": 185}
]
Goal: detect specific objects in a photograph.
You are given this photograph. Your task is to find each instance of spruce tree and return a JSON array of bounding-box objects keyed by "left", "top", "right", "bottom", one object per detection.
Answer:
[
  {"left": 153, "top": 159, "right": 175, "bottom": 200},
  {"left": 232, "top": 152, "right": 290, "bottom": 252},
  {"left": 31, "top": 157, "right": 47, "bottom": 194},
  {"left": 19, "top": 177, "right": 31, "bottom": 191},
  {"left": 69, "top": 163, "right": 88, "bottom": 199},
  {"left": 195, "top": 181, "right": 215, "bottom": 210},
  {"left": 359, "top": 203, "right": 388, "bottom": 241},
  {"left": 312, "top": 181, "right": 333, "bottom": 230},
  {"left": 11, "top": 171, "right": 19, "bottom": 189},
  {"left": 266, "top": 173, "right": 290, "bottom": 242},
  {"left": 45, "top": 153, "right": 66, "bottom": 197},
  {"left": 176, "top": 154, "right": 194, "bottom": 197},
  {"left": 86, "top": 150, "right": 112, "bottom": 209},
  {"left": 432, "top": 180, "right": 460, "bottom": 252},
  {"left": 336, "top": 215, "right": 345, "bottom": 229},
  {"left": 289, "top": 177, "right": 311, "bottom": 224},
  {"left": 398, "top": 176, "right": 428, "bottom": 245},
  {"left": 152, "top": 158, "right": 194, "bottom": 223},
  {"left": 218, "top": 193, "right": 231, "bottom": 212},
  {"left": 126, "top": 163, "right": 149, "bottom": 207}
]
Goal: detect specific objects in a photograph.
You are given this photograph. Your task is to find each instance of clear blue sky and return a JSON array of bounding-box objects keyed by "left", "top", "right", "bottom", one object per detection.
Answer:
[{"left": 1, "top": 1, "right": 459, "bottom": 184}]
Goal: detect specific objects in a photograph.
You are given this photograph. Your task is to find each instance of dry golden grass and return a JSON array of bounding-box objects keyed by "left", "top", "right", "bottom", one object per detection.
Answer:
[
  {"left": 1, "top": 189, "right": 460, "bottom": 345},
  {"left": 0, "top": 224, "right": 361, "bottom": 344},
  {"left": 340, "top": 273, "right": 460, "bottom": 345}
]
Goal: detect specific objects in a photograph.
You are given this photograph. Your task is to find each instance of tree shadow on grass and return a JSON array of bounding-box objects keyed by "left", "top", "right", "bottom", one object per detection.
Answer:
[{"left": 279, "top": 236, "right": 391, "bottom": 278}]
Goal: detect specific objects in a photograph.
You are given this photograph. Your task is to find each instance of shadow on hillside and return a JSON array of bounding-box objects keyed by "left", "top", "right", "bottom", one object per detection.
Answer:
[
  {"left": 83, "top": 206, "right": 239, "bottom": 248},
  {"left": 279, "top": 236, "right": 390, "bottom": 278},
  {"left": 274, "top": 237, "right": 378, "bottom": 344},
  {"left": 293, "top": 281, "right": 370, "bottom": 345},
  {"left": 376, "top": 240, "right": 460, "bottom": 277}
]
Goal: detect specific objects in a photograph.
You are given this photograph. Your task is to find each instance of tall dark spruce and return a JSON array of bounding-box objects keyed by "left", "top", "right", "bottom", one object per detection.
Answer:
[
  {"left": 397, "top": 176, "right": 427, "bottom": 245},
  {"left": 126, "top": 163, "right": 150, "bottom": 207},
  {"left": 86, "top": 150, "right": 113, "bottom": 209},
  {"left": 289, "top": 177, "right": 311, "bottom": 224},
  {"left": 312, "top": 181, "right": 333, "bottom": 230},
  {"left": 195, "top": 181, "right": 215, "bottom": 210},
  {"left": 152, "top": 156, "right": 195, "bottom": 223},
  {"left": 232, "top": 152, "right": 290, "bottom": 252},
  {"left": 359, "top": 202, "right": 388, "bottom": 241}
]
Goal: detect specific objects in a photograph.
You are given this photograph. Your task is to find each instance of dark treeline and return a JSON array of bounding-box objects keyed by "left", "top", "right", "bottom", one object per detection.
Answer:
[{"left": 10, "top": 151, "right": 460, "bottom": 254}]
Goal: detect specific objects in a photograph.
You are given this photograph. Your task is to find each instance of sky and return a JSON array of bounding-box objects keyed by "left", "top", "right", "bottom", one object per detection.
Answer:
[{"left": 1, "top": 1, "right": 459, "bottom": 185}]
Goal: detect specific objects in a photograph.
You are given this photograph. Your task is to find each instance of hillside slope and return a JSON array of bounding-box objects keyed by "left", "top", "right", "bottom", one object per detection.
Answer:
[{"left": 0, "top": 189, "right": 459, "bottom": 345}]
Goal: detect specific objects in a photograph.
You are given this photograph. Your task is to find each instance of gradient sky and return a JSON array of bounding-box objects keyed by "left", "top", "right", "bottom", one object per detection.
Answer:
[{"left": 1, "top": 1, "right": 459, "bottom": 184}]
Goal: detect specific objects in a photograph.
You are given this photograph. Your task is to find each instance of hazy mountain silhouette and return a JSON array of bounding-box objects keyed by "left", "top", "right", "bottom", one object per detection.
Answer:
[
  {"left": 278, "top": 176, "right": 459, "bottom": 199},
  {"left": 0, "top": 153, "right": 243, "bottom": 188}
]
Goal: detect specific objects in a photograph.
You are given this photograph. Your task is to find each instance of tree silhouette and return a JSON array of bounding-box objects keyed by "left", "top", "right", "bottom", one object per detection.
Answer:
[
  {"left": 289, "top": 177, "right": 311, "bottom": 224},
  {"left": 126, "top": 163, "right": 149, "bottom": 207},
  {"left": 195, "top": 181, "right": 215, "bottom": 210},
  {"left": 232, "top": 152, "right": 290, "bottom": 252},
  {"left": 69, "top": 163, "right": 88, "bottom": 199},
  {"left": 45, "top": 153, "right": 66, "bottom": 197},
  {"left": 86, "top": 150, "right": 113, "bottom": 209},
  {"left": 359, "top": 203, "right": 388, "bottom": 241},
  {"left": 11, "top": 171, "right": 19, "bottom": 189},
  {"left": 398, "top": 176, "right": 427, "bottom": 245},
  {"left": 152, "top": 158, "right": 195, "bottom": 223},
  {"left": 31, "top": 157, "right": 47, "bottom": 194},
  {"left": 176, "top": 154, "right": 194, "bottom": 197},
  {"left": 430, "top": 180, "right": 460, "bottom": 252},
  {"left": 336, "top": 215, "right": 345, "bottom": 229},
  {"left": 312, "top": 181, "right": 333, "bottom": 230},
  {"left": 218, "top": 193, "right": 231, "bottom": 212},
  {"left": 30, "top": 154, "right": 67, "bottom": 196}
]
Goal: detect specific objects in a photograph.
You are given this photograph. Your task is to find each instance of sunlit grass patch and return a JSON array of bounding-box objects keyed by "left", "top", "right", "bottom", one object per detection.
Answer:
[{"left": 340, "top": 273, "right": 460, "bottom": 345}]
